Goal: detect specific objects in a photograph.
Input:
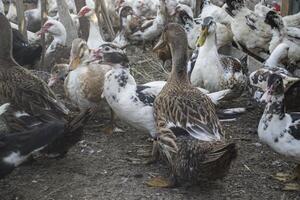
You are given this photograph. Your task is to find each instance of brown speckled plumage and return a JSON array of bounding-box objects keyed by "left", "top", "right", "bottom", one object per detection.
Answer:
[
  {"left": 153, "top": 23, "right": 237, "bottom": 185},
  {"left": 0, "top": 14, "right": 68, "bottom": 124}
]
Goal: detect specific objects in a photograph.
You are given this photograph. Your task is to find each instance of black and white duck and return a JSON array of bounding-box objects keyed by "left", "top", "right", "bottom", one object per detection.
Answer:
[
  {"left": 0, "top": 102, "right": 94, "bottom": 179},
  {"left": 258, "top": 73, "right": 300, "bottom": 191},
  {"left": 264, "top": 10, "right": 300, "bottom": 67},
  {"left": 225, "top": 0, "right": 272, "bottom": 55},
  {"left": 249, "top": 43, "right": 300, "bottom": 111}
]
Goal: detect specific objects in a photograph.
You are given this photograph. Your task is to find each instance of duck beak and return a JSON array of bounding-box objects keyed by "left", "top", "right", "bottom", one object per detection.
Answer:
[
  {"left": 283, "top": 76, "right": 300, "bottom": 91},
  {"left": 260, "top": 85, "right": 274, "bottom": 103},
  {"left": 48, "top": 75, "right": 58, "bottom": 87},
  {"left": 69, "top": 57, "right": 80, "bottom": 70},
  {"left": 153, "top": 35, "right": 166, "bottom": 52},
  {"left": 37, "top": 27, "right": 47, "bottom": 36},
  {"left": 196, "top": 26, "right": 208, "bottom": 47}
]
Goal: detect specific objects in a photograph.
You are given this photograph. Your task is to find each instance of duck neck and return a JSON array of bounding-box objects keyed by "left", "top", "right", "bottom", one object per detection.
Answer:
[
  {"left": 37, "top": 0, "right": 42, "bottom": 12},
  {"left": 0, "top": 16, "right": 13, "bottom": 64},
  {"left": 53, "top": 30, "right": 67, "bottom": 46},
  {"left": 88, "top": 13, "right": 104, "bottom": 44},
  {"left": 197, "top": 32, "right": 222, "bottom": 71},
  {"left": 265, "top": 46, "right": 285, "bottom": 68},
  {"left": 264, "top": 95, "right": 285, "bottom": 119},
  {"left": 168, "top": 41, "right": 189, "bottom": 85},
  {"left": 202, "top": 33, "right": 217, "bottom": 51}
]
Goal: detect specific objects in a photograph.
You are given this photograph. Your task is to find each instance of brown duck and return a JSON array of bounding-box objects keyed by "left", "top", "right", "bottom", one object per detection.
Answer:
[
  {"left": 0, "top": 13, "right": 93, "bottom": 157},
  {"left": 149, "top": 23, "right": 237, "bottom": 187}
]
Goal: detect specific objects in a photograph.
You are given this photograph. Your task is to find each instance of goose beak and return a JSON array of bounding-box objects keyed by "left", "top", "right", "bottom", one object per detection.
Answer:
[
  {"left": 196, "top": 26, "right": 208, "bottom": 47},
  {"left": 153, "top": 35, "right": 166, "bottom": 52}
]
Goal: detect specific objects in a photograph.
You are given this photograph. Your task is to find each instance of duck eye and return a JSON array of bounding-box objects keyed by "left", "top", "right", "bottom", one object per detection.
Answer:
[{"left": 104, "top": 47, "right": 110, "bottom": 51}]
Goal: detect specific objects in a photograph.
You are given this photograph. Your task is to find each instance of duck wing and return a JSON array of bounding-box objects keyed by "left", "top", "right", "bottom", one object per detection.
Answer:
[
  {"left": 155, "top": 88, "right": 224, "bottom": 142},
  {"left": 0, "top": 67, "right": 69, "bottom": 118}
]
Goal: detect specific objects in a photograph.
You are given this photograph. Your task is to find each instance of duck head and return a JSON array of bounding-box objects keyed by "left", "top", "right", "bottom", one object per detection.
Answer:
[
  {"left": 94, "top": 43, "right": 129, "bottom": 68},
  {"left": 265, "top": 10, "right": 283, "bottom": 30},
  {"left": 261, "top": 73, "right": 284, "bottom": 103},
  {"left": 48, "top": 64, "right": 69, "bottom": 87},
  {"left": 225, "top": 0, "right": 244, "bottom": 16},
  {"left": 77, "top": 6, "right": 94, "bottom": 18},
  {"left": 69, "top": 38, "right": 91, "bottom": 70},
  {"left": 38, "top": 20, "right": 66, "bottom": 38},
  {"left": 196, "top": 16, "right": 216, "bottom": 47},
  {"left": 174, "top": 4, "right": 194, "bottom": 24},
  {"left": 119, "top": 5, "right": 135, "bottom": 28}
]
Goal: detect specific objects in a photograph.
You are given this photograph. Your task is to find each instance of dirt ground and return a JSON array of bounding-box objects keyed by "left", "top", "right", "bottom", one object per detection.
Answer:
[{"left": 0, "top": 46, "right": 300, "bottom": 200}]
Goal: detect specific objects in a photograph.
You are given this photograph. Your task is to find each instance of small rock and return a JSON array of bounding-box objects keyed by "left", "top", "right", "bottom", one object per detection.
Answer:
[
  {"left": 253, "top": 142, "right": 262, "bottom": 147},
  {"left": 133, "top": 173, "right": 143, "bottom": 178}
]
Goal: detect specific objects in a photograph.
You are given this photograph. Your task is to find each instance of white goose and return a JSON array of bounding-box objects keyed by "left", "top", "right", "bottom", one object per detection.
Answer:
[{"left": 78, "top": 6, "right": 105, "bottom": 49}]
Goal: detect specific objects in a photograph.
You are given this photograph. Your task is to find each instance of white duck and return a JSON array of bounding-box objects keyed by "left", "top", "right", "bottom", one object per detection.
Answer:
[
  {"left": 6, "top": 0, "right": 17, "bottom": 23},
  {"left": 39, "top": 19, "right": 67, "bottom": 55},
  {"left": 77, "top": 6, "right": 105, "bottom": 49},
  {"left": 199, "top": 0, "right": 233, "bottom": 25},
  {"left": 265, "top": 10, "right": 300, "bottom": 66},
  {"left": 129, "top": 0, "right": 167, "bottom": 43},
  {"left": 258, "top": 73, "right": 300, "bottom": 191},
  {"left": 189, "top": 17, "right": 247, "bottom": 93},
  {"left": 225, "top": 0, "right": 272, "bottom": 53},
  {"left": 283, "top": 12, "right": 300, "bottom": 28},
  {"left": 132, "top": 0, "right": 159, "bottom": 18},
  {"left": 0, "top": 0, "right": 4, "bottom": 14},
  {"left": 174, "top": 3, "right": 233, "bottom": 49}
]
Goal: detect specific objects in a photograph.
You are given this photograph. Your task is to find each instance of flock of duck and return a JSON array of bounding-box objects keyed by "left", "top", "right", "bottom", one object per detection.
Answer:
[{"left": 0, "top": 0, "right": 300, "bottom": 191}]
